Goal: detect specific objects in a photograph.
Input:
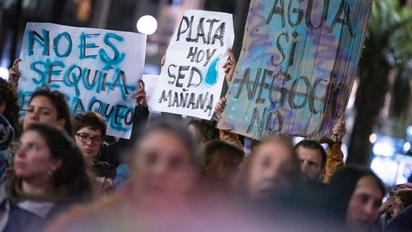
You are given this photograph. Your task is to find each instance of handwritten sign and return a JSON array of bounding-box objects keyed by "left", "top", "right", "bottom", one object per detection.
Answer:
[
  {"left": 149, "top": 10, "right": 234, "bottom": 119},
  {"left": 18, "top": 23, "right": 147, "bottom": 139},
  {"left": 217, "top": 0, "right": 371, "bottom": 140}
]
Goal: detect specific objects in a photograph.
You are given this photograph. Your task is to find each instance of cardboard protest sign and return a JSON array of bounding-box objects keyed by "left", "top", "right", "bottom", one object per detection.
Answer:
[
  {"left": 18, "top": 23, "right": 146, "bottom": 139},
  {"left": 149, "top": 10, "right": 235, "bottom": 119},
  {"left": 217, "top": 0, "right": 372, "bottom": 140}
]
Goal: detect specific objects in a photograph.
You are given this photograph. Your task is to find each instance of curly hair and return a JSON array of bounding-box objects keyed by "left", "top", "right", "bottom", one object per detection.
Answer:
[
  {"left": 187, "top": 118, "right": 218, "bottom": 144},
  {"left": 0, "top": 78, "right": 20, "bottom": 128}
]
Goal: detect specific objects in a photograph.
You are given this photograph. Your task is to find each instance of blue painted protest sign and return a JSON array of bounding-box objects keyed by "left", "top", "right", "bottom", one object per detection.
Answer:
[
  {"left": 18, "top": 23, "right": 147, "bottom": 139},
  {"left": 217, "top": 0, "right": 372, "bottom": 140},
  {"left": 149, "top": 10, "right": 234, "bottom": 119}
]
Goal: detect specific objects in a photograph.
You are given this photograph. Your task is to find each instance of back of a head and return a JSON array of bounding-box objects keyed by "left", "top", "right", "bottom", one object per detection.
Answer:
[
  {"left": 29, "top": 88, "right": 73, "bottom": 136},
  {"left": 199, "top": 140, "right": 244, "bottom": 180},
  {"left": 187, "top": 118, "right": 217, "bottom": 145}
]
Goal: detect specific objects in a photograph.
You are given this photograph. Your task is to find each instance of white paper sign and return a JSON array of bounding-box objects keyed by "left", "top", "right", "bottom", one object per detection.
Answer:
[
  {"left": 149, "top": 10, "right": 234, "bottom": 119},
  {"left": 18, "top": 22, "right": 147, "bottom": 139},
  {"left": 142, "top": 74, "right": 159, "bottom": 113}
]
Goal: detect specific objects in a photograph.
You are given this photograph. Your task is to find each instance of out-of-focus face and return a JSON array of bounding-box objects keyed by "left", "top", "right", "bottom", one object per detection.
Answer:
[
  {"left": 388, "top": 196, "right": 405, "bottom": 219},
  {"left": 14, "top": 130, "right": 61, "bottom": 181},
  {"left": 131, "top": 130, "right": 197, "bottom": 206},
  {"left": 23, "top": 96, "right": 65, "bottom": 130},
  {"left": 75, "top": 127, "right": 102, "bottom": 164},
  {"left": 346, "top": 175, "right": 383, "bottom": 232},
  {"left": 247, "top": 141, "right": 295, "bottom": 199},
  {"left": 296, "top": 146, "right": 324, "bottom": 181}
]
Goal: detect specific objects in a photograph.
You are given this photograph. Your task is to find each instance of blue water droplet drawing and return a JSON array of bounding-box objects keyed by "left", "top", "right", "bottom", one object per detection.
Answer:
[{"left": 205, "top": 55, "right": 221, "bottom": 88}]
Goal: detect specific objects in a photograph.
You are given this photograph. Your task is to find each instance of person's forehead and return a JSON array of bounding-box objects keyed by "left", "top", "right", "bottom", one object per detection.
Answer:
[
  {"left": 29, "top": 96, "right": 55, "bottom": 109},
  {"left": 394, "top": 197, "right": 402, "bottom": 204},
  {"left": 77, "top": 127, "right": 102, "bottom": 136},
  {"left": 354, "top": 176, "right": 384, "bottom": 198},
  {"left": 21, "top": 130, "right": 45, "bottom": 145},
  {"left": 138, "top": 130, "right": 191, "bottom": 156},
  {"left": 296, "top": 147, "right": 322, "bottom": 161},
  {"left": 255, "top": 142, "right": 293, "bottom": 163}
]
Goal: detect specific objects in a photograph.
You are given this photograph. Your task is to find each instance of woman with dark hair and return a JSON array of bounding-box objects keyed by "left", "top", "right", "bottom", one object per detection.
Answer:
[
  {"left": 24, "top": 88, "right": 72, "bottom": 136},
  {"left": 322, "top": 166, "right": 385, "bottom": 232},
  {"left": 0, "top": 124, "right": 92, "bottom": 232}
]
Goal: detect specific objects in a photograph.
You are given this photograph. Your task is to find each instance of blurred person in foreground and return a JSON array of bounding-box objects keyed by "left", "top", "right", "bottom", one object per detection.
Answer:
[
  {"left": 0, "top": 124, "right": 92, "bottom": 232},
  {"left": 322, "top": 166, "right": 385, "bottom": 232},
  {"left": 45, "top": 121, "right": 200, "bottom": 231},
  {"left": 197, "top": 140, "right": 245, "bottom": 194},
  {"left": 238, "top": 134, "right": 300, "bottom": 201}
]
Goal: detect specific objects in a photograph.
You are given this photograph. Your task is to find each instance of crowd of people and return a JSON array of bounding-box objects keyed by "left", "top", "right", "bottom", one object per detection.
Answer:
[{"left": 0, "top": 52, "right": 411, "bottom": 232}]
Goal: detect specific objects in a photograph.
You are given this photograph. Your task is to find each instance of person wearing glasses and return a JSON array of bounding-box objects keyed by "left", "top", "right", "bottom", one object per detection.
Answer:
[{"left": 72, "top": 112, "right": 116, "bottom": 195}]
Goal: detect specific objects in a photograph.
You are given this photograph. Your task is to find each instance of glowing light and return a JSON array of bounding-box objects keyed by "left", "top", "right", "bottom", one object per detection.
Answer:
[
  {"left": 0, "top": 67, "right": 9, "bottom": 80},
  {"left": 407, "top": 126, "right": 412, "bottom": 136},
  {"left": 369, "top": 133, "right": 377, "bottom": 144},
  {"left": 404, "top": 142, "right": 411, "bottom": 152},
  {"left": 136, "top": 15, "right": 158, "bottom": 35},
  {"left": 373, "top": 140, "right": 395, "bottom": 157}
]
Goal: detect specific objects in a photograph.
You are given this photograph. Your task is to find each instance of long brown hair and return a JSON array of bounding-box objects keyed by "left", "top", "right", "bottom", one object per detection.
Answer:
[{"left": 25, "top": 124, "right": 92, "bottom": 200}]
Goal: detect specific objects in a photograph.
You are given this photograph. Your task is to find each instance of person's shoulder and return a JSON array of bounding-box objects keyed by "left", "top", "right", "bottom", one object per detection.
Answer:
[{"left": 44, "top": 192, "right": 123, "bottom": 232}]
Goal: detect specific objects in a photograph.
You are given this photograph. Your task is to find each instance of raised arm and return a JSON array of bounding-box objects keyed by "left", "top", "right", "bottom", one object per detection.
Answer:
[{"left": 323, "top": 120, "right": 346, "bottom": 183}]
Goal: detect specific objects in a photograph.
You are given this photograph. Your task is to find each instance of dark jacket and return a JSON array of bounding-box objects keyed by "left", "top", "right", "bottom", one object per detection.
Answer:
[
  {"left": 384, "top": 204, "right": 412, "bottom": 232},
  {"left": 0, "top": 177, "right": 86, "bottom": 232},
  {"left": 98, "top": 105, "right": 149, "bottom": 167}
]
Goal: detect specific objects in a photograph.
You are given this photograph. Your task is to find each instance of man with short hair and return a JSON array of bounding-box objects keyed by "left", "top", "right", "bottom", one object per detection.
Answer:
[
  {"left": 295, "top": 140, "right": 326, "bottom": 181},
  {"left": 295, "top": 120, "right": 346, "bottom": 183}
]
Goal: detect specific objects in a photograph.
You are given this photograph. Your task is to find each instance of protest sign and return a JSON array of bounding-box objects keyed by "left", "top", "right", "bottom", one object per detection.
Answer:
[
  {"left": 142, "top": 74, "right": 160, "bottom": 113},
  {"left": 217, "top": 0, "right": 372, "bottom": 140},
  {"left": 18, "top": 22, "right": 146, "bottom": 139},
  {"left": 149, "top": 10, "right": 235, "bottom": 120}
]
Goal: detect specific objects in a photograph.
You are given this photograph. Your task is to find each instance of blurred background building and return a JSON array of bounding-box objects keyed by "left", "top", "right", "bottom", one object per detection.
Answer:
[{"left": 0, "top": 0, "right": 249, "bottom": 76}]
